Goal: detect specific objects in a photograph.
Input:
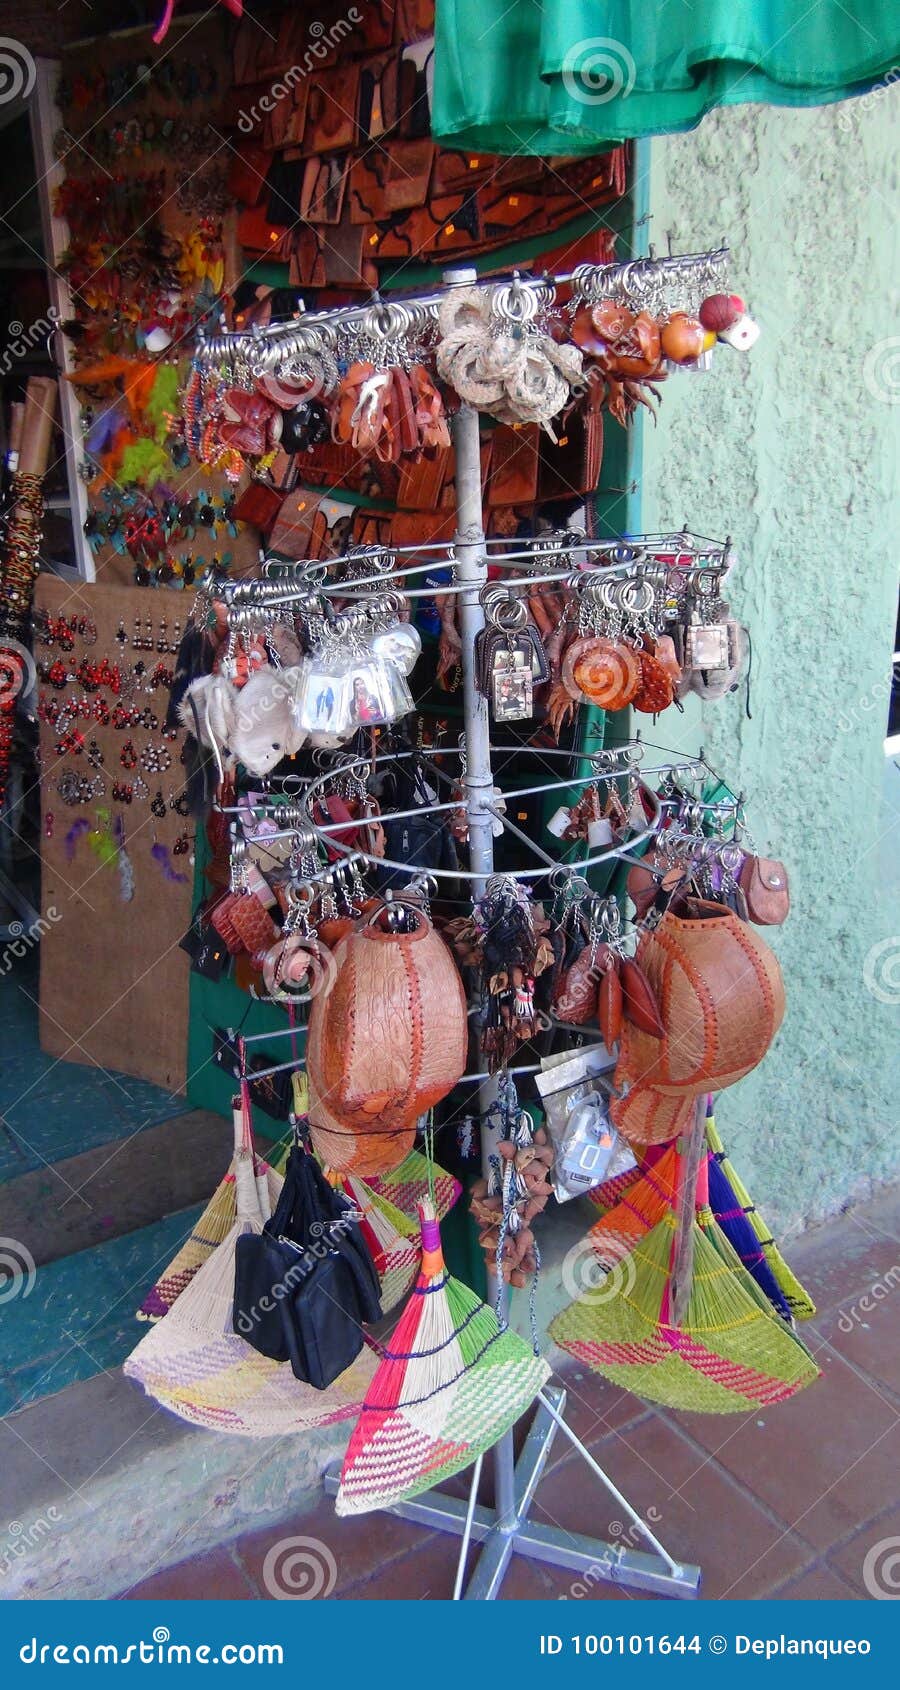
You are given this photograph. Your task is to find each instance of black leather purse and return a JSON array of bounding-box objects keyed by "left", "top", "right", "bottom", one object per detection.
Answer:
[{"left": 233, "top": 1145, "right": 381, "bottom": 1390}]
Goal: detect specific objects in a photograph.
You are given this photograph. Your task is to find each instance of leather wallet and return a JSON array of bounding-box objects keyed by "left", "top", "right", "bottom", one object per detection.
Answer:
[
  {"left": 348, "top": 139, "right": 435, "bottom": 222},
  {"left": 486, "top": 425, "right": 540, "bottom": 506},
  {"left": 300, "top": 154, "right": 350, "bottom": 224},
  {"left": 304, "top": 64, "right": 360, "bottom": 154}
]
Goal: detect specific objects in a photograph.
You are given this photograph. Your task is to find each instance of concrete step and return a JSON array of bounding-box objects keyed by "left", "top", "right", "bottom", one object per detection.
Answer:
[{"left": 0, "top": 1109, "right": 232, "bottom": 1269}]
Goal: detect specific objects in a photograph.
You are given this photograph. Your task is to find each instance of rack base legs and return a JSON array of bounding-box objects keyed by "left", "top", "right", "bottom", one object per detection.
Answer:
[{"left": 322, "top": 1386, "right": 701, "bottom": 1601}]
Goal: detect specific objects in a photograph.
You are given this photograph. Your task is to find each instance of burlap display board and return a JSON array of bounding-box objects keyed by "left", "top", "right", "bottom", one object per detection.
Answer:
[{"left": 35, "top": 576, "right": 191, "bottom": 1092}]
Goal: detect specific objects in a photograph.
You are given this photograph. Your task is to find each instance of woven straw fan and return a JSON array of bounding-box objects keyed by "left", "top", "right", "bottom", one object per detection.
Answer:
[
  {"left": 336, "top": 1198, "right": 550, "bottom": 1516},
  {"left": 136, "top": 1153, "right": 282, "bottom": 1321},
  {"left": 125, "top": 1094, "right": 375, "bottom": 1435},
  {"left": 550, "top": 1130, "right": 819, "bottom": 1414}
]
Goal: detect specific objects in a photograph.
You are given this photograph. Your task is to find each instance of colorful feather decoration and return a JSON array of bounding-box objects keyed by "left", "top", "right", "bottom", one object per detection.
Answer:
[
  {"left": 151, "top": 841, "right": 188, "bottom": 883},
  {"left": 64, "top": 818, "right": 90, "bottom": 861},
  {"left": 335, "top": 1199, "right": 550, "bottom": 1516}
]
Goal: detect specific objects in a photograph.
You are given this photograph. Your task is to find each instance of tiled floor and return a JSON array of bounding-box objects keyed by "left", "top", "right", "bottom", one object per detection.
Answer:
[{"left": 120, "top": 1184, "right": 900, "bottom": 1602}]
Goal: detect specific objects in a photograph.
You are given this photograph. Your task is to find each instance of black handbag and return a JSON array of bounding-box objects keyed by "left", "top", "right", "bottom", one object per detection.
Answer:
[{"left": 233, "top": 1146, "right": 381, "bottom": 1390}]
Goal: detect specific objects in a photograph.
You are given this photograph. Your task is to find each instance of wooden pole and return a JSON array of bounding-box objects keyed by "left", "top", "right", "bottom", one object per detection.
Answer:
[{"left": 670, "top": 1096, "right": 708, "bottom": 1327}]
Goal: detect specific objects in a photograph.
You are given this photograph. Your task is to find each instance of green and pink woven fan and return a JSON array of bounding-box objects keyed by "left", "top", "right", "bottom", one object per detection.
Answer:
[
  {"left": 550, "top": 1149, "right": 819, "bottom": 1414},
  {"left": 336, "top": 1199, "right": 550, "bottom": 1515}
]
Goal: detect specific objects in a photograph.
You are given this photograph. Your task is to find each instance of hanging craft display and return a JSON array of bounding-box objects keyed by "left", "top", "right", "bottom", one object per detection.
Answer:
[{"left": 335, "top": 1199, "right": 550, "bottom": 1516}]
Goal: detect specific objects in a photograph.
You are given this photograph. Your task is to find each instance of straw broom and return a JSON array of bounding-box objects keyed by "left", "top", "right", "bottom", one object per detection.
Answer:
[{"left": 336, "top": 1198, "right": 550, "bottom": 1515}]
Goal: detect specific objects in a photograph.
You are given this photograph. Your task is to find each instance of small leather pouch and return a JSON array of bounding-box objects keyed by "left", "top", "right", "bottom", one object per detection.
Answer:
[
  {"left": 538, "top": 402, "right": 604, "bottom": 501},
  {"left": 237, "top": 207, "right": 292, "bottom": 259},
  {"left": 229, "top": 892, "right": 280, "bottom": 956},
  {"left": 348, "top": 139, "right": 435, "bottom": 222},
  {"left": 305, "top": 64, "right": 360, "bottom": 153},
  {"left": 227, "top": 143, "right": 271, "bottom": 207},
  {"left": 300, "top": 154, "right": 349, "bottom": 224},
  {"left": 263, "top": 80, "right": 310, "bottom": 151},
  {"left": 738, "top": 856, "right": 790, "bottom": 926},
  {"left": 487, "top": 425, "right": 540, "bottom": 506},
  {"left": 268, "top": 493, "right": 329, "bottom": 561},
  {"left": 209, "top": 892, "right": 246, "bottom": 955},
  {"left": 322, "top": 213, "right": 379, "bottom": 288},
  {"left": 397, "top": 445, "right": 451, "bottom": 509},
  {"left": 231, "top": 480, "right": 284, "bottom": 535}
]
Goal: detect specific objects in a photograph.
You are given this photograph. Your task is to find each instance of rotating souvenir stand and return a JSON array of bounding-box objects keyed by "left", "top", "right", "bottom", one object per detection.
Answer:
[{"left": 199, "top": 249, "right": 746, "bottom": 1596}]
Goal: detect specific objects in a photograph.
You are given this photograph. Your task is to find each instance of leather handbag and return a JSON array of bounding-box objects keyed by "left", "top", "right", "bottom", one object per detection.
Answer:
[
  {"left": 307, "top": 907, "right": 468, "bottom": 1173},
  {"left": 617, "top": 899, "right": 786, "bottom": 1100},
  {"left": 397, "top": 445, "right": 451, "bottom": 509},
  {"left": 739, "top": 856, "right": 790, "bottom": 925},
  {"left": 268, "top": 493, "right": 329, "bottom": 561},
  {"left": 233, "top": 1145, "right": 381, "bottom": 1388}
]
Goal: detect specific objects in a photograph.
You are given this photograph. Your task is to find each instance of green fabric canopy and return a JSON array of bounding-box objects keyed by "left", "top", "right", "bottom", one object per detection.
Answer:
[{"left": 432, "top": 0, "right": 899, "bottom": 154}]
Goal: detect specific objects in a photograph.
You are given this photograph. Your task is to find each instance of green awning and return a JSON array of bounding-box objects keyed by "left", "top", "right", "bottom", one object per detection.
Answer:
[{"left": 433, "top": 0, "right": 899, "bottom": 154}]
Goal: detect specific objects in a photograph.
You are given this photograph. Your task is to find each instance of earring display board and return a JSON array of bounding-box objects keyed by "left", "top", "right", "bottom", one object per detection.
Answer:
[{"left": 34, "top": 576, "right": 191, "bottom": 1093}]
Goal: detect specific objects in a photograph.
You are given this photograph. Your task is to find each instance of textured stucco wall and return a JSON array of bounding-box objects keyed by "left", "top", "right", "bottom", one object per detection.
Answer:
[{"left": 642, "top": 99, "right": 900, "bottom": 1236}]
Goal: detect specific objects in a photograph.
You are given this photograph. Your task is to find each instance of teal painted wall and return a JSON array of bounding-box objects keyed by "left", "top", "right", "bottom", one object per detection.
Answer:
[{"left": 641, "top": 100, "right": 900, "bottom": 1235}]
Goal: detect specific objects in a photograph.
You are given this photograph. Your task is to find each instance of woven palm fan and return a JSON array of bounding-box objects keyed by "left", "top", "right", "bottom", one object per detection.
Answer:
[
  {"left": 332, "top": 1145, "right": 462, "bottom": 1312},
  {"left": 705, "top": 1108, "right": 815, "bottom": 1321},
  {"left": 550, "top": 1157, "right": 819, "bottom": 1414},
  {"left": 335, "top": 1198, "right": 550, "bottom": 1515},
  {"left": 125, "top": 1095, "right": 376, "bottom": 1434},
  {"left": 587, "top": 1145, "right": 679, "bottom": 1266},
  {"left": 136, "top": 1154, "right": 282, "bottom": 1321}
]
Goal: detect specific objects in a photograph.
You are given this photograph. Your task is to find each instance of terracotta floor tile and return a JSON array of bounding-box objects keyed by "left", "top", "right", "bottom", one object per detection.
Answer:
[
  {"left": 530, "top": 1421, "right": 809, "bottom": 1600},
  {"left": 548, "top": 1361, "right": 653, "bottom": 1440},
  {"left": 234, "top": 1498, "right": 425, "bottom": 1597},
  {"left": 788, "top": 1225, "right": 900, "bottom": 1317},
  {"left": 334, "top": 1534, "right": 458, "bottom": 1599},
  {"left": 826, "top": 1507, "right": 900, "bottom": 1597},
  {"left": 775, "top": 1563, "right": 861, "bottom": 1600},
  {"left": 812, "top": 1297, "right": 900, "bottom": 1399},
  {"left": 670, "top": 1340, "right": 899, "bottom": 1550},
  {"left": 120, "top": 1547, "right": 257, "bottom": 1601}
]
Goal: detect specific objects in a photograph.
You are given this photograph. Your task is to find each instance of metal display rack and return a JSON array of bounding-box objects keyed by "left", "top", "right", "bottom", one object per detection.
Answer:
[{"left": 206, "top": 254, "right": 740, "bottom": 1598}]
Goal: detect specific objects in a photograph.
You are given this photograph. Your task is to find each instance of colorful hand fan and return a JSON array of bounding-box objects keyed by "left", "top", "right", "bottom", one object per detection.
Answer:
[{"left": 336, "top": 1199, "right": 550, "bottom": 1515}]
